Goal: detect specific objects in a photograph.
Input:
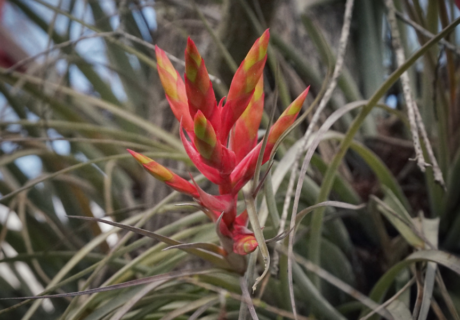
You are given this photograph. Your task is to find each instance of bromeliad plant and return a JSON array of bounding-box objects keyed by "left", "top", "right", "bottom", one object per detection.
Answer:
[{"left": 128, "top": 30, "right": 309, "bottom": 269}]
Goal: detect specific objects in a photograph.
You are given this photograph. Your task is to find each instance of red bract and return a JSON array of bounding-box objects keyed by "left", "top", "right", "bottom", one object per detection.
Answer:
[{"left": 130, "top": 30, "right": 309, "bottom": 257}]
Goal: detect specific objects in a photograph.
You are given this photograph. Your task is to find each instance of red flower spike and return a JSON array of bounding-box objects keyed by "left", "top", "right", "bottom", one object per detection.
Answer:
[
  {"left": 229, "top": 76, "right": 264, "bottom": 162},
  {"left": 185, "top": 38, "right": 217, "bottom": 123},
  {"left": 127, "top": 149, "right": 198, "bottom": 197},
  {"left": 155, "top": 46, "right": 194, "bottom": 132},
  {"left": 219, "top": 30, "right": 270, "bottom": 144},
  {"left": 133, "top": 31, "right": 310, "bottom": 257}
]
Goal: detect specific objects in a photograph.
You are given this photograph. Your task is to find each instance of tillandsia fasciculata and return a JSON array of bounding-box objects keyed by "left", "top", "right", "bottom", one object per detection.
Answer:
[{"left": 129, "top": 30, "right": 309, "bottom": 271}]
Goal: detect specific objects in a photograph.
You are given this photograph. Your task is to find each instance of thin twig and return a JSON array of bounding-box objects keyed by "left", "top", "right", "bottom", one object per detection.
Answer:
[
  {"left": 394, "top": 4, "right": 444, "bottom": 188},
  {"left": 239, "top": 277, "right": 259, "bottom": 320},
  {"left": 360, "top": 277, "right": 415, "bottom": 320},
  {"left": 395, "top": 11, "right": 460, "bottom": 55},
  {"left": 384, "top": 0, "right": 436, "bottom": 180},
  {"left": 5, "top": 32, "right": 117, "bottom": 74},
  {"left": 107, "top": 31, "right": 223, "bottom": 83},
  {"left": 5, "top": 30, "right": 222, "bottom": 84},
  {"left": 281, "top": 0, "right": 356, "bottom": 318},
  {"left": 4, "top": 136, "right": 152, "bottom": 150},
  {"left": 413, "top": 100, "right": 446, "bottom": 187}
]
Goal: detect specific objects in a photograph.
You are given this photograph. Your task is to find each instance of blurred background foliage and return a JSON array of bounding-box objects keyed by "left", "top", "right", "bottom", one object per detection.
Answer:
[{"left": 1, "top": 0, "right": 460, "bottom": 319}]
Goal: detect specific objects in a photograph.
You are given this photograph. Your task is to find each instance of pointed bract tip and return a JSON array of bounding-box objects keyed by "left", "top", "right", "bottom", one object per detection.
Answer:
[
  {"left": 142, "top": 163, "right": 174, "bottom": 182},
  {"left": 186, "top": 37, "right": 194, "bottom": 51},
  {"left": 261, "top": 29, "right": 270, "bottom": 43},
  {"left": 155, "top": 45, "right": 177, "bottom": 80},
  {"left": 185, "top": 37, "right": 201, "bottom": 65},
  {"left": 289, "top": 87, "right": 309, "bottom": 114},
  {"left": 303, "top": 86, "right": 310, "bottom": 97},
  {"left": 127, "top": 149, "right": 152, "bottom": 165},
  {"left": 154, "top": 45, "right": 164, "bottom": 61},
  {"left": 257, "top": 29, "right": 270, "bottom": 53},
  {"left": 242, "top": 30, "right": 270, "bottom": 71}
]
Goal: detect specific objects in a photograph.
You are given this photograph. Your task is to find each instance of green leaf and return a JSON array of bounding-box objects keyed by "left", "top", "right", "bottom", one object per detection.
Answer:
[
  {"left": 387, "top": 300, "right": 412, "bottom": 320},
  {"left": 243, "top": 186, "right": 270, "bottom": 292},
  {"left": 162, "top": 242, "right": 225, "bottom": 256},
  {"left": 363, "top": 250, "right": 460, "bottom": 319},
  {"left": 67, "top": 216, "right": 230, "bottom": 269},
  {"left": 160, "top": 295, "right": 219, "bottom": 320},
  {"left": 292, "top": 263, "right": 346, "bottom": 320},
  {"left": 0, "top": 71, "right": 183, "bottom": 150},
  {"left": 376, "top": 187, "right": 424, "bottom": 248},
  {"left": 0, "top": 153, "right": 187, "bottom": 203},
  {"left": 309, "top": 15, "right": 460, "bottom": 289},
  {"left": 0, "top": 270, "right": 212, "bottom": 300},
  {"left": 417, "top": 216, "right": 440, "bottom": 320}
]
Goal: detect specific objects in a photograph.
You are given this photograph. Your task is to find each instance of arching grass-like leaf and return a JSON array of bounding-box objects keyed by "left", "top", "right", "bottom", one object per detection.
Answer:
[
  {"left": 0, "top": 269, "right": 214, "bottom": 300},
  {"left": 67, "top": 216, "right": 230, "bottom": 269}
]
